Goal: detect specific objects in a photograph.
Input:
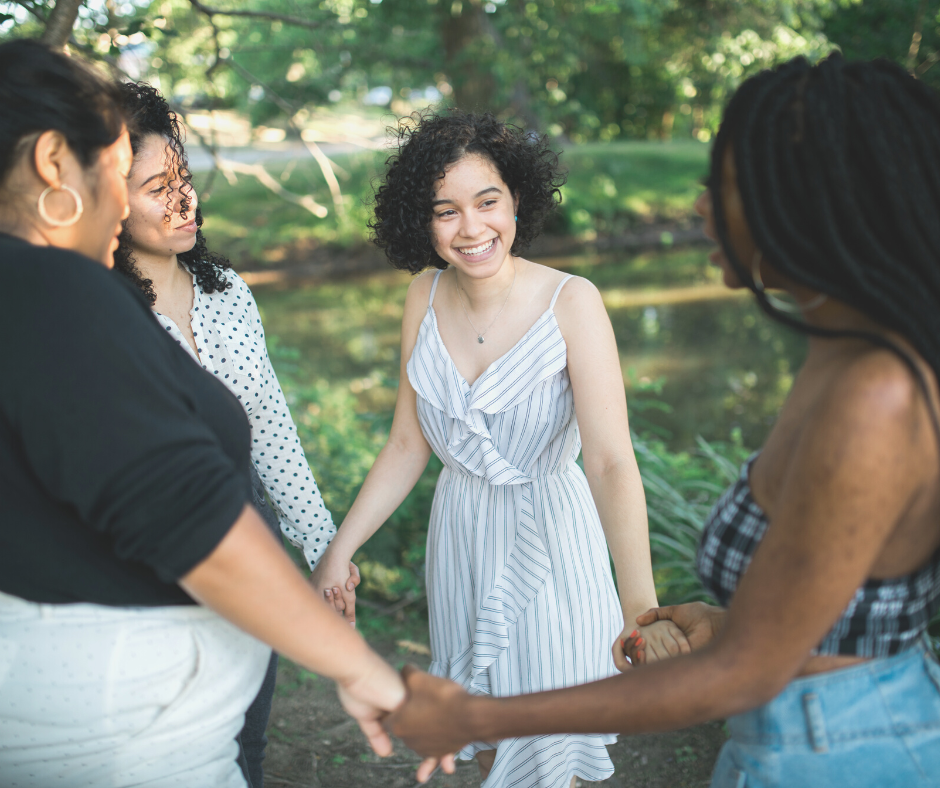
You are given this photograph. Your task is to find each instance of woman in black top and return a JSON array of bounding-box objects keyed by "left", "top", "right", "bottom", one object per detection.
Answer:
[{"left": 0, "top": 40, "right": 402, "bottom": 787}]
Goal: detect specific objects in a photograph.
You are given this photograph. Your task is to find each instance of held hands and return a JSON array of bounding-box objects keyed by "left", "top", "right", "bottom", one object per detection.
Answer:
[
  {"left": 622, "top": 602, "right": 726, "bottom": 665},
  {"left": 385, "top": 665, "right": 469, "bottom": 775},
  {"left": 336, "top": 659, "right": 407, "bottom": 758},
  {"left": 611, "top": 618, "right": 690, "bottom": 672},
  {"left": 309, "top": 553, "right": 361, "bottom": 626}
]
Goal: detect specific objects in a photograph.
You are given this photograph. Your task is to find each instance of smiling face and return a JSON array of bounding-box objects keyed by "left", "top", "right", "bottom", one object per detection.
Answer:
[
  {"left": 125, "top": 134, "right": 198, "bottom": 260},
  {"left": 430, "top": 154, "right": 518, "bottom": 278}
]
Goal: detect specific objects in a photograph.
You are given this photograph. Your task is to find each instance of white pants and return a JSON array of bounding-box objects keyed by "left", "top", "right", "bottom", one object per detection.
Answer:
[{"left": 0, "top": 591, "right": 270, "bottom": 787}]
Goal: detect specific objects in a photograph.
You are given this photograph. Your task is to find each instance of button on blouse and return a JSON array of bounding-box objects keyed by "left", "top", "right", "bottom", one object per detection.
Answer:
[{"left": 154, "top": 270, "right": 335, "bottom": 569}]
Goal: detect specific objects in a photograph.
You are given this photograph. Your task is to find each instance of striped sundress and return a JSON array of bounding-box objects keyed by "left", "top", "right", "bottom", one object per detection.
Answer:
[{"left": 407, "top": 270, "right": 623, "bottom": 788}]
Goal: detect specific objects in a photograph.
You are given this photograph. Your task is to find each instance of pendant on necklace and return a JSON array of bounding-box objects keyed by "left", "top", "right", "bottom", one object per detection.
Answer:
[{"left": 477, "top": 336, "right": 485, "bottom": 344}]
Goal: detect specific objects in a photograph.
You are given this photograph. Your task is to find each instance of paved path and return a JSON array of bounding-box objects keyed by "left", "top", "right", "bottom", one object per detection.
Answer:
[{"left": 187, "top": 141, "right": 368, "bottom": 172}]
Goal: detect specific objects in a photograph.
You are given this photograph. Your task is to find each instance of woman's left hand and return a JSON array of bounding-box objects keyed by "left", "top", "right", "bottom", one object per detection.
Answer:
[{"left": 612, "top": 619, "right": 690, "bottom": 671}]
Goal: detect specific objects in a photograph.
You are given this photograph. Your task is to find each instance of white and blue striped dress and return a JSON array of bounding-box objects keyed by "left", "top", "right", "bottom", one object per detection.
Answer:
[{"left": 407, "top": 271, "right": 623, "bottom": 788}]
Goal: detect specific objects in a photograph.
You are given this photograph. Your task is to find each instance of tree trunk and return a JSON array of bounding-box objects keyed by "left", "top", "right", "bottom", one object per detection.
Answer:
[
  {"left": 440, "top": 0, "right": 497, "bottom": 112},
  {"left": 40, "top": 0, "right": 83, "bottom": 50}
]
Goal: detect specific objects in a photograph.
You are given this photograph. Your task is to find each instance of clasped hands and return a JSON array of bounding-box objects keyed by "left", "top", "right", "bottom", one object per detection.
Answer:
[
  {"left": 309, "top": 555, "right": 361, "bottom": 626},
  {"left": 375, "top": 601, "right": 726, "bottom": 781}
]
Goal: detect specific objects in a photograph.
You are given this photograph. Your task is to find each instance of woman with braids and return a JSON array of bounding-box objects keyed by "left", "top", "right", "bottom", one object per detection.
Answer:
[
  {"left": 310, "top": 110, "right": 688, "bottom": 788},
  {"left": 0, "top": 42, "right": 401, "bottom": 787},
  {"left": 114, "top": 81, "right": 357, "bottom": 788},
  {"left": 386, "top": 55, "right": 940, "bottom": 787}
]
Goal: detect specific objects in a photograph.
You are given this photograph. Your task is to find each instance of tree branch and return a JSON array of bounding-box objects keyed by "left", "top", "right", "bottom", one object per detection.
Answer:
[
  {"left": 12, "top": 0, "right": 48, "bottom": 24},
  {"left": 224, "top": 57, "right": 347, "bottom": 219},
  {"left": 188, "top": 0, "right": 325, "bottom": 30},
  {"left": 40, "top": 0, "right": 83, "bottom": 49},
  {"left": 906, "top": 0, "right": 929, "bottom": 72}
]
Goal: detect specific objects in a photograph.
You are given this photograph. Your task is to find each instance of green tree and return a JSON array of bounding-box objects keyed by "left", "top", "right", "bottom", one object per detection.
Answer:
[
  {"left": 2, "top": 0, "right": 838, "bottom": 142},
  {"left": 823, "top": 0, "right": 940, "bottom": 90}
]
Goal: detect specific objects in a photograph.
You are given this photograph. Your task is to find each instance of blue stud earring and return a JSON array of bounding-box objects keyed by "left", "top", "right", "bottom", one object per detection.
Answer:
[{"left": 514, "top": 215, "right": 518, "bottom": 221}]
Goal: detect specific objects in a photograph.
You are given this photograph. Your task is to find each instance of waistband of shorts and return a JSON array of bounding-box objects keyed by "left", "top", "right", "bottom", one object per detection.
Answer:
[{"left": 726, "top": 639, "right": 940, "bottom": 750}]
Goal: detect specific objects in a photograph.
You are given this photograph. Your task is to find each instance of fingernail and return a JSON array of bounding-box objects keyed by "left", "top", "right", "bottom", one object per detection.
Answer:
[
  {"left": 637, "top": 638, "right": 645, "bottom": 645},
  {"left": 630, "top": 630, "right": 638, "bottom": 638}
]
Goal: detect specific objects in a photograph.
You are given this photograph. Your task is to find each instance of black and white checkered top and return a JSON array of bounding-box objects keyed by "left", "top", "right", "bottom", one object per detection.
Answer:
[{"left": 696, "top": 453, "right": 940, "bottom": 657}]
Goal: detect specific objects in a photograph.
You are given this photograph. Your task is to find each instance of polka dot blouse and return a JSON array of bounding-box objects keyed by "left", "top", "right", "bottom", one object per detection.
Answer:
[{"left": 153, "top": 271, "right": 335, "bottom": 570}]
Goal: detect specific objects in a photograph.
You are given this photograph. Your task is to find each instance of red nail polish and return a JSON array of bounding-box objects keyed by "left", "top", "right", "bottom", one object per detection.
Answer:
[{"left": 630, "top": 630, "right": 638, "bottom": 638}]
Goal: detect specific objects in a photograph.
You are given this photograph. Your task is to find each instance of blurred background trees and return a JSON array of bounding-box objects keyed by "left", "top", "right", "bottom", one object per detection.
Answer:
[{"left": 3, "top": 0, "right": 939, "bottom": 144}]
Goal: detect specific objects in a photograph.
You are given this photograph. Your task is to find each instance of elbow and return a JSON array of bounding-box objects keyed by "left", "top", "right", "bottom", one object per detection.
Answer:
[
  {"left": 384, "top": 432, "right": 431, "bottom": 464},
  {"left": 582, "top": 453, "right": 637, "bottom": 486}
]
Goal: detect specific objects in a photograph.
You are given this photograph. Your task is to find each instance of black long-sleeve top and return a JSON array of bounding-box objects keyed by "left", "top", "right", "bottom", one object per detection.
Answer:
[{"left": 0, "top": 233, "right": 252, "bottom": 606}]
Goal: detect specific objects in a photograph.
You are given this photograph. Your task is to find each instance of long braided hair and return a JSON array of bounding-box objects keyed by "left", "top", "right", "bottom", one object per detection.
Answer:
[
  {"left": 114, "top": 82, "right": 231, "bottom": 304},
  {"left": 709, "top": 54, "right": 940, "bottom": 432}
]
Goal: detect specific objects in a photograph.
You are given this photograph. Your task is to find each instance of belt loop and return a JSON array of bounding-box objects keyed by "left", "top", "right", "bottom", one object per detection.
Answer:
[{"left": 802, "top": 692, "right": 829, "bottom": 753}]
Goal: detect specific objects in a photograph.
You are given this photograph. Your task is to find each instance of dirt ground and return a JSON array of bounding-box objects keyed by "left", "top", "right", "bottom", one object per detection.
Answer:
[{"left": 263, "top": 633, "right": 727, "bottom": 788}]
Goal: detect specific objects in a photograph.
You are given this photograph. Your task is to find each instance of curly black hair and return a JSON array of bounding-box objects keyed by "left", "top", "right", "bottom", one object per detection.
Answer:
[
  {"left": 369, "top": 110, "right": 566, "bottom": 273},
  {"left": 114, "top": 81, "right": 230, "bottom": 304}
]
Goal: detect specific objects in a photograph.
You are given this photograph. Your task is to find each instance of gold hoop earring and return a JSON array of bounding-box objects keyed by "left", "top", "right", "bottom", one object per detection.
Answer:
[
  {"left": 37, "top": 185, "right": 83, "bottom": 228},
  {"left": 751, "top": 251, "right": 827, "bottom": 314}
]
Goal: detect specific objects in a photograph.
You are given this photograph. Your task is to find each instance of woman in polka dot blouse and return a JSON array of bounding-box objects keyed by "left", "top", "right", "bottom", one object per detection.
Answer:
[{"left": 113, "top": 82, "right": 356, "bottom": 788}]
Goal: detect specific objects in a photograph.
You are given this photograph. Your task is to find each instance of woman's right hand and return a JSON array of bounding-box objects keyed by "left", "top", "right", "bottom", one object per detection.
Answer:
[
  {"left": 310, "top": 552, "right": 360, "bottom": 626},
  {"left": 624, "top": 602, "right": 726, "bottom": 665}
]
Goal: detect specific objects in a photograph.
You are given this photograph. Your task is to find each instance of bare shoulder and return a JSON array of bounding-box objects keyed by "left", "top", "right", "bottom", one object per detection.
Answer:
[
  {"left": 404, "top": 269, "right": 440, "bottom": 314},
  {"left": 401, "top": 269, "right": 440, "bottom": 350},
  {"left": 799, "top": 345, "right": 937, "bottom": 481},
  {"left": 549, "top": 272, "right": 607, "bottom": 335},
  {"left": 553, "top": 273, "right": 602, "bottom": 308},
  {"left": 822, "top": 346, "right": 929, "bottom": 431}
]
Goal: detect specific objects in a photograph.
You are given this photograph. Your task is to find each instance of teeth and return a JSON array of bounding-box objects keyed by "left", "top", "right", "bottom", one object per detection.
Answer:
[{"left": 460, "top": 239, "right": 495, "bottom": 256}]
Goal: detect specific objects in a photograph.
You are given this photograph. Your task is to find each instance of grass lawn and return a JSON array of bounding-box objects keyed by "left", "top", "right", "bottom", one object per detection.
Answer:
[{"left": 195, "top": 140, "right": 711, "bottom": 266}]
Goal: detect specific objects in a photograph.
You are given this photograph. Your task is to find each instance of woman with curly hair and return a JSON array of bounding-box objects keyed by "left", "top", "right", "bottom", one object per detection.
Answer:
[
  {"left": 114, "top": 82, "right": 355, "bottom": 788},
  {"left": 310, "top": 111, "right": 687, "bottom": 788}
]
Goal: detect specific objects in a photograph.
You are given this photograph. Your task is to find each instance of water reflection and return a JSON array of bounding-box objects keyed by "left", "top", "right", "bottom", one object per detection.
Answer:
[{"left": 253, "top": 246, "right": 806, "bottom": 451}]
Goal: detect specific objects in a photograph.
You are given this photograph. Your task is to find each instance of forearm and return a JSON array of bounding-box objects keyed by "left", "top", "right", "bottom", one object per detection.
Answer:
[
  {"left": 467, "top": 646, "right": 763, "bottom": 741},
  {"left": 181, "top": 504, "right": 385, "bottom": 685},
  {"left": 326, "top": 437, "right": 432, "bottom": 560},
  {"left": 587, "top": 456, "right": 658, "bottom": 619}
]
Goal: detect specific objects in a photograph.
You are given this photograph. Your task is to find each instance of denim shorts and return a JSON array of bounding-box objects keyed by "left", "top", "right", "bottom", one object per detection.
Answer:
[{"left": 711, "top": 640, "right": 940, "bottom": 787}]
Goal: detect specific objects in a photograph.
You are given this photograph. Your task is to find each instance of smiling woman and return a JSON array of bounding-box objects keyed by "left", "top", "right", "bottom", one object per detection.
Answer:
[{"left": 311, "top": 110, "right": 690, "bottom": 788}]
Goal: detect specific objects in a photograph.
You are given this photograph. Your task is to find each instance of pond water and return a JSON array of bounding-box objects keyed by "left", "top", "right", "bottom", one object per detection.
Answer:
[{"left": 253, "top": 245, "right": 808, "bottom": 452}]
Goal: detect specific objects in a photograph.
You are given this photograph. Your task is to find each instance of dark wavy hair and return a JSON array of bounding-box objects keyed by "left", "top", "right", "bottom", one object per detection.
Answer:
[
  {"left": 370, "top": 110, "right": 566, "bottom": 273},
  {"left": 709, "top": 53, "right": 940, "bottom": 435},
  {"left": 0, "top": 40, "right": 124, "bottom": 196},
  {"left": 114, "top": 81, "right": 230, "bottom": 304}
]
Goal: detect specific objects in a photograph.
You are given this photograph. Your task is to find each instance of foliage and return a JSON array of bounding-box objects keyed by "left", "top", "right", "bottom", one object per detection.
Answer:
[
  {"left": 633, "top": 430, "right": 748, "bottom": 603},
  {"left": 823, "top": 0, "right": 940, "bottom": 91},
  {"left": 4, "top": 0, "right": 838, "bottom": 145}
]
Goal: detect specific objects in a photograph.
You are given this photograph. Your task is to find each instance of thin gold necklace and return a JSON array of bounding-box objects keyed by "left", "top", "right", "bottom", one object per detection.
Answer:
[{"left": 455, "top": 260, "right": 517, "bottom": 344}]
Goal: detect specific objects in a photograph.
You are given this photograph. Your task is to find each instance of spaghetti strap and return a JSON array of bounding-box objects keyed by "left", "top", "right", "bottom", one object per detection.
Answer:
[
  {"left": 428, "top": 269, "right": 444, "bottom": 307},
  {"left": 549, "top": 274, "right": 574, "bottom": 310}
]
